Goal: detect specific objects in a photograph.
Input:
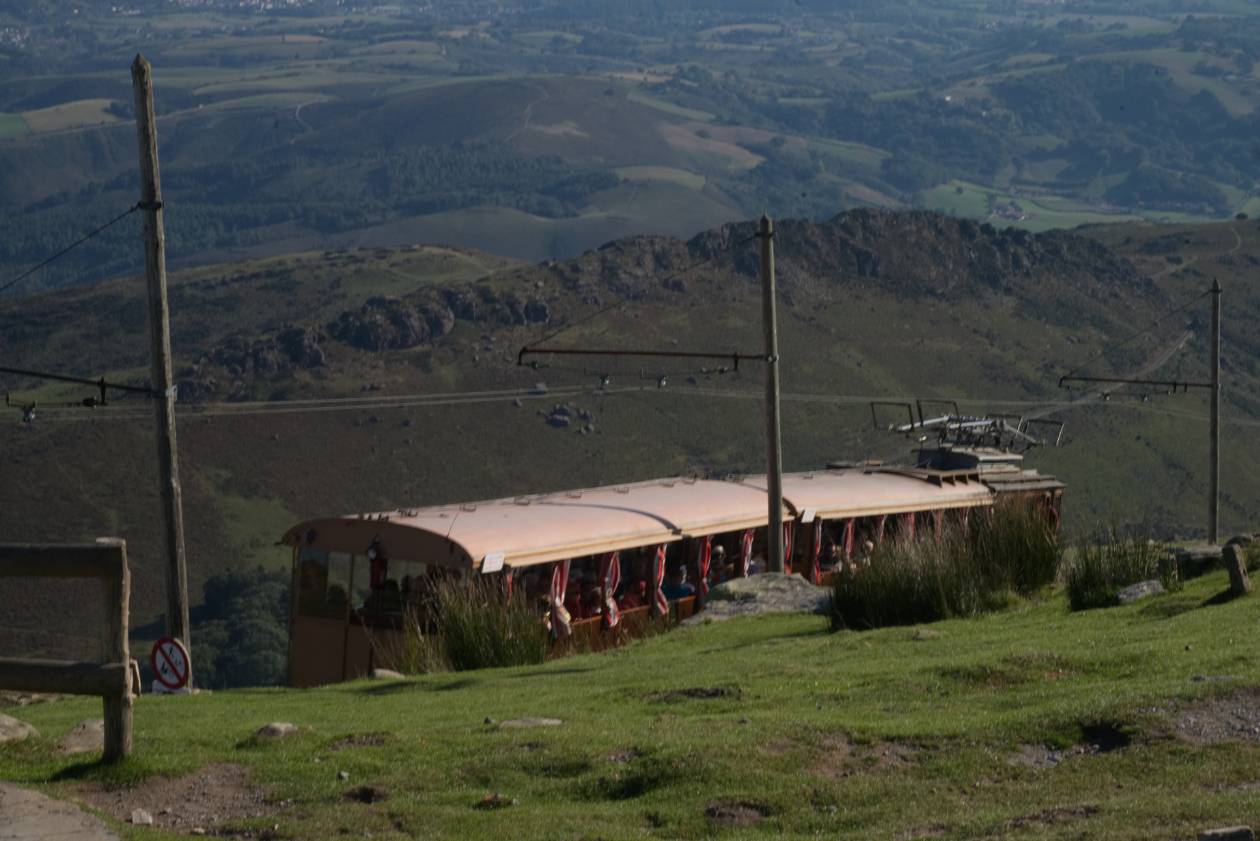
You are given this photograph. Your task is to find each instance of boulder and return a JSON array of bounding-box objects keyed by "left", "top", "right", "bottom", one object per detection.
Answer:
[
  {"left": 0, "top": 712, "right": 38, "bottom": 743},
  {"left": 1116, "top": 580, "right": 1165, "bottom": 604},
  {"left": 58, "top": 719, "right": 104, "bottom": 754},
  {"left": 683, "top": 573, "right": 829, "bottom": 624},
  {"left": 1223, "top": 545, "right": 1252, "bottom": 596},
  {"left": 254, "top": 722, "right": 298, "bottom": 738}
]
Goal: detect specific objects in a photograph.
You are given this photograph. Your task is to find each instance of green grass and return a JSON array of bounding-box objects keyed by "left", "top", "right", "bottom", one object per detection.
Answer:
[
  {"left": 625, "top": 90, "right": 716, "bottom": 122},
  {"left": 0, "top": 111, "right": 29, "bottom": 139},
  {"left": 2, "top": 569, "right": 1258, "bottom": 840}
]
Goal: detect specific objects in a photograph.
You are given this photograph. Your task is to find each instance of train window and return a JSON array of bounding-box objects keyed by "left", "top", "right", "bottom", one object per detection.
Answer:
[{"left": 297, "top": 550, "right": 352, "bottom": 620}]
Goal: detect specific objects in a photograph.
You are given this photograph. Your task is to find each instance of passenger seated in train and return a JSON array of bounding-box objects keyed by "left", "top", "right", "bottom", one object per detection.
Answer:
[
  {"left": 617, "top": 580, "right": 646, "bottom": 611},
  {"left": 708, "top": 546, "right": 730, "bottom": 587},
  {"left": 661, "top": 565, "right": 694, "bottom": 601}
]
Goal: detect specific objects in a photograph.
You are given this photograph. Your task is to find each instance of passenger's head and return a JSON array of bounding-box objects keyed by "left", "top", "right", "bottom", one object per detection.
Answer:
[{"left": 667, "top": 565, "right": 686, "bottom": 585}]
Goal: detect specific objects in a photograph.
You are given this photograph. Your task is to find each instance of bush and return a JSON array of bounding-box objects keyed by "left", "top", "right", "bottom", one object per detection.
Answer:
[
  {"left": 1064, "top": 523, "right": 1172, "bottom": 610},
  {"left": 191, "top": 566, "right": 290, "bottom": 689},
  {"left": 375, "top": 575, "right": 548, "bottom": 674},
  {"left": 830, "top": 501, "right": 1062, "bottom": 631}
]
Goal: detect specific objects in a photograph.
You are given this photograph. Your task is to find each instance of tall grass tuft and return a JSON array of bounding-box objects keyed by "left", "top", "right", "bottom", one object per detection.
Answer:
[
  {"left": 372, "top": 575, "right": 549, "bottom": 674},
  {"left": 1064, "top": 523, "right": 1171, "bottom": 610},
  {"left": 436, "top": 575, "right": 549, "bottom": 671},
  {"left": 830, "top": 500, "right": 1062, "bottom": 631}
]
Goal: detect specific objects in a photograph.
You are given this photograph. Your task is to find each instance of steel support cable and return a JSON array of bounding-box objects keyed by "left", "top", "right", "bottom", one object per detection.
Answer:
[
  {"left": 1059, "top": 288, "right": 1212, "bottom": 383},
  {"left": 0, "top": 206, "right": 139, "bottom": 297}
]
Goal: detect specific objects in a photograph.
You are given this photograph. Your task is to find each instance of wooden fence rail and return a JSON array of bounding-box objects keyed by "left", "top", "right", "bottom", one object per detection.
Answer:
[{"left": 0, "top": 539, "right": 133, "bottom": 760}]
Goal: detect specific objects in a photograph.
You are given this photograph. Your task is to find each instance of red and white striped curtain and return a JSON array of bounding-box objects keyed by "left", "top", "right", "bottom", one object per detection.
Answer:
[
  {"left": 810, "top": 518, "right": 824, "bottom": 585},
  {"left": 783, "top": 520, "right": 795, "bottom": 573},
  {"left": 695, "top": 536, "right": 712, "bottom": 596},
  {"left": 904, "top": 512, "right": 916, "bottom": 540},
  {"left": 738, "top": 529, "right": 754, "bottom": 577},
  {"left": 841, "top": 519, "right": 855, "bottom": 559},
  {"left": 961, "top": 506, "right": 970, "bottom": 534},
  {"left": 505, "top": 567, "right": 514, "bottom": 604},
  {"left": 876, "top": 514, "right": 888, "bottom": 545},
  {"left": 600, "top": 551, "right": 621, "bottom": 629},
  {"left": 934, "top": 509, "right": 944, "bottom": 542},
  {"left": 651, "top": 545, "right": 668, "bottom": 616},
  {"left": 549, "top": 560, "right": 572, "bottom": 639}
]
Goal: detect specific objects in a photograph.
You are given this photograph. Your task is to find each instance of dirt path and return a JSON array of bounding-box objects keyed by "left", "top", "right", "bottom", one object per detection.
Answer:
[
  {"left": 505, "top": 86, "right": 550, "bottom": 142},
  {"left": 0, "top": 782, "right": 117, "bottom": 841}
]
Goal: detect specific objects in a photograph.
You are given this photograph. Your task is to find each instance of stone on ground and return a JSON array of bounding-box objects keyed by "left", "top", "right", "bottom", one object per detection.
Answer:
[
  {"left": 58, "top": 720, "right": 104, "bottom": 754},
  {"left": 254, "top": 722, "right": 298, "bottom": 738},
  {"left": 370, "top": 669, "right": 405, "bottom": 680},
  {"left": 499, "top": 718, "right": 563, "bottom": 728},
  {"left": 1116, "top": 580, "right": 1165, "bottom": 604},
  {"left": 0, "top": 780, "right": 118, "bottom": 840},
  {"left": 681, "top": 573, "right": 829, "bottom": 625},
  {"left": 0, "top": 712, "right": 38, "bottom": 744},
  {"left": 130, "top": 809, "right": 152, "bottom": 825},
  {"left": 1198, "top": 828, "right": 1254, "bottom": 841},
  {"left": 1223, "top": 545, "right": 1252, "bottom": 596}
]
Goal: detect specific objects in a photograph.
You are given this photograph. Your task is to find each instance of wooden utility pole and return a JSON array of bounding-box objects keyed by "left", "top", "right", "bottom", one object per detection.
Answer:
[
  {"left": 1209, "top": 278, "right": 1221, "bottom": 544},
  {"left": 759, "top": 215, "right": 785, "bottom": 574},
  {"left": 132, "top": 55, "right": 192, "bottom": 681}
]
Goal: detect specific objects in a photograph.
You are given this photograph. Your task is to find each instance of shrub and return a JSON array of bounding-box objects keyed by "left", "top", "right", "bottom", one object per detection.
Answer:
[
  {"left": 830, "top": 500, "right": 1062, "bottom": 631},
  {"left": 1064, "top": 523, "right": 1171, "bottom": 610},
  {"left": 375, "top": 575, "right": 548, "bottom": 674}
]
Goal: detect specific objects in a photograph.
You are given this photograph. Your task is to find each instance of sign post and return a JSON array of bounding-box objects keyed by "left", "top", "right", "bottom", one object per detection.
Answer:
[{"left": 151, "top": 636, "right": 190, "bottom": 694}]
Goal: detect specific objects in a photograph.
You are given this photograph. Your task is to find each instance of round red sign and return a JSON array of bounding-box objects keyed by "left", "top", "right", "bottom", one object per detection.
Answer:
[{"left": 151, "top": 636, "right": 190, "bottom": 690}]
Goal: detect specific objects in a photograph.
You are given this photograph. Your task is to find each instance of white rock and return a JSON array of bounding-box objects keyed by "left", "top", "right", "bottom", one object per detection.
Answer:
[
  {"left": 58, "top": 719, "right": 104, "bottom": 754},
  {"left": 371, "top": 669, "right": 405, "bottom": 680},
  {"left": 254, "top": 722, "right": 298, "bottom": 738},
  {"left": 499, "top": 718, "right": 564, "bottom": 728},
  {"left": 0, "top": 712, "right": 38, "bottom": 744},
  {"left": 1116, "top": 580, "right": 1165, "bottom": 604},
  {"left": 131, "top": 809, "right": 152, "bottom": 825}
]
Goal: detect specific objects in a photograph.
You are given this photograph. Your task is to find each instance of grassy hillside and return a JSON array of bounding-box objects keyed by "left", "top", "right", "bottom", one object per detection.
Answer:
[
  {"left": 1, "top": 567, "right": 1258, "bottom": 840},
  {"left": 1, "top": 209, "right": 1257, "bottom": 663}
]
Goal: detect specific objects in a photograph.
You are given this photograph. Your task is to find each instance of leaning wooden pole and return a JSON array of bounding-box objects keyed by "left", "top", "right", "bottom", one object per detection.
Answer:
[
  {"left": 132, "top": 55, "right": 192, "bottom": 681},
  {"left": 1209, "top": 278, "right": 1221, "bottom": 544},
  {"left": 759, "top": 215, "right": 785, "bottom": 574}
]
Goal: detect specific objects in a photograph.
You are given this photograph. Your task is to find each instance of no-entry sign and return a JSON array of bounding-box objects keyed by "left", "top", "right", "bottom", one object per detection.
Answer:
[{"left": 151, "top": 637, "right": 190, "bottom": 690}]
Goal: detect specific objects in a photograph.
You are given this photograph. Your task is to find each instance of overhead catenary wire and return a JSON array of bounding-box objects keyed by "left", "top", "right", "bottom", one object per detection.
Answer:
[
  {"left": 1059, "top": 288, "right": 1212, "bottom": 383},
  {"left": 0, "top": 206, "right": 139, "bottom": 298},
  {"left": 12, "top": 381, "right": 1253, "bottom": 429}
]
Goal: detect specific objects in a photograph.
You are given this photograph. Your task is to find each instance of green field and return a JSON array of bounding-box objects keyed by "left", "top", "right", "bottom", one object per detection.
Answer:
[
  {"left": 0, "top": 112, "right": 28, "bottom": 139},
  {"left": 3, "top": 568, "right": 1258, "bottom": 840}
]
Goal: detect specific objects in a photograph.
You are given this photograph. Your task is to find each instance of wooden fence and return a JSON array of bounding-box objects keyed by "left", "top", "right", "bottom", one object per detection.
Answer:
[{"left": 0, "top": 539, "right": 134, "bottom": 760}]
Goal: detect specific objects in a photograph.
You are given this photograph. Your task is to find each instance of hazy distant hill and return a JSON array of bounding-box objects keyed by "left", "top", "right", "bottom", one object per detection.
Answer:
[{"left": 2, "top": 208, "right": 1256, "bottom": 664}]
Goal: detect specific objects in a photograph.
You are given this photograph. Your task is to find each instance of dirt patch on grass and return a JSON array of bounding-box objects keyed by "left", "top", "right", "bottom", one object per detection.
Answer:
[
  {"left": 344, "top": 785, "right": 388, "bottom": 804},
  {"left": 812, "top": 737, "right": 920, "bottom": 779},
  {"left": 1174, "top": 685, "right": 1260, "bottom": 743},
  {"left": 608, "top": 748, "right": 642, "bottom": 764},
  {"left": 649, "top": 686, "right": 736, "bottom": 701},
  {"left": 1005, "top": 805, "right": 1099, "bottom": 828},
  {"left": 329, "top": 733, "right": 386, "bottom": 751},
  {"left": 705, "top": 800, "right": 767, "bottom": 828},
  {"left": 73, "top": 763, "right": 283, "bottom": 833},
  {"left": 760, "top": 738, "right": 795, "bottom": 756},
  {"left": 898, "top": 824, "right": 950, "bottom": 839}
]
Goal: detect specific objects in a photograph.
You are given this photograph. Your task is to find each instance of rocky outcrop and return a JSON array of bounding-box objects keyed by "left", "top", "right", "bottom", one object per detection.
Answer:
[{"left": 329, "top": 297, "right": 455, "bottom": 352}]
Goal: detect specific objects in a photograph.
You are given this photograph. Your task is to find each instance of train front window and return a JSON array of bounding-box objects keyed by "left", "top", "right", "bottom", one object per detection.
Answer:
[{"left": 297, "top": 550, "right": 352, "bottom": 620}]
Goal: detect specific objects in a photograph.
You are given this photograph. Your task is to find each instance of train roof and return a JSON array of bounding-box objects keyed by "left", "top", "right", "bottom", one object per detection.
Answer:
[{"left": 281, "top": 466, "right": 1005, "bottom": 571}]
